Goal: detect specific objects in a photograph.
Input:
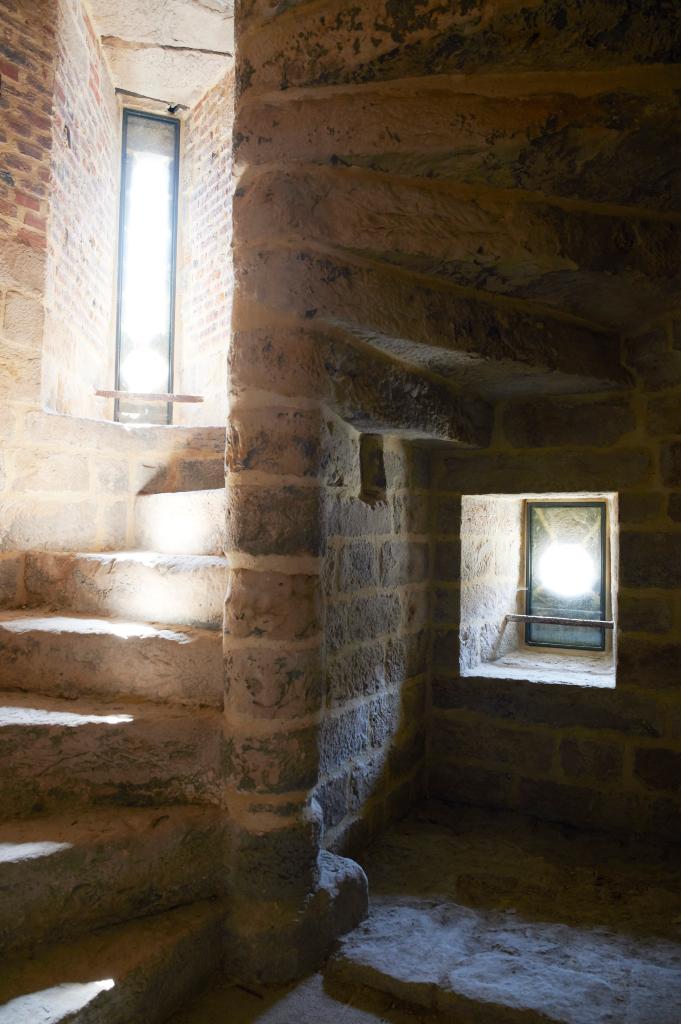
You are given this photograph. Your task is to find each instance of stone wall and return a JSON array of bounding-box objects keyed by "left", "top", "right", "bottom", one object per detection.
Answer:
[
  {"left": 430, "top": 325, "right": 681, "bottom": 842},
  {"left": 177, "top": 69, "right": 234, "bottom": 427},
  {"left": 319, "top": 431, "right": 429, "bottom": 856},
  {"left": 43, "top": 0, "right": 120, "bottom": 420}
]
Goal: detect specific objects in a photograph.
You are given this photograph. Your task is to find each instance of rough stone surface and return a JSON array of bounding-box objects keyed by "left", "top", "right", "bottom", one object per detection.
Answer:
[
  {"left": 0, "top": 806, "right": 226, "bottom": 953},
  {"left": 0, "top": 691, "right": 221, "bottom": 818},
  {"left": 0, "top": 611, "right": 223, "bottom": 706},
  {"left": 0, "top": 901, "right": 225, "bottom": 1024},
  {"left": 328, "top": 803, "right": 681, "bottom": 1024}
]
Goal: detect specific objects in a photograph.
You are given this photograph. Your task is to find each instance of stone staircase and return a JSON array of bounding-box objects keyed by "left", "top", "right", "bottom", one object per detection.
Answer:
[{"left": 0, "top": 462, "right": 228, "bottom": 1022}]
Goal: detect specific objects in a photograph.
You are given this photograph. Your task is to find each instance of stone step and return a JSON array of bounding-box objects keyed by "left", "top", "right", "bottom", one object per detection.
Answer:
[
  {"left": 0, "top": 806, "right": 226, "bottom": 954},
  {"left": 327, "top": 899, "right": 681, "bottom": 1024},
  {"left": 0, "top": 692, "right": 221, "bottom": 820},
  {"left": 24, "top": 551, "right": 228, "bottom": 630},
  {"left": 134, "top": 488, "right": 226, "bottom": 556},
  {"left": 0, "top": 900, "right": 224, "bottom": 1024},
  {"left": 0, "top": 611, "right": 222, "bottom": 707}
]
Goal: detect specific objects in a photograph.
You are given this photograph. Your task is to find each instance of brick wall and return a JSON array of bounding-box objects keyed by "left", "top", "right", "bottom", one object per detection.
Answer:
[
  {"left": 318, "top": 431, "right": 430, "bottom": 855},
  {"left": 43, "top": 0, "right": 119, "bottom": 420},
  {"left": 176, "top": 69, "right": 233, "bottom": 427},
  {"left": 430, "top": 319, "right": 681, "bottom": 843}
]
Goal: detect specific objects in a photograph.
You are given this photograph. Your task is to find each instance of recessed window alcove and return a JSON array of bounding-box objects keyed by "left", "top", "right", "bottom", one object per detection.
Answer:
[{"left": 459, "top": 492, "right": 618, "bottom": 689}]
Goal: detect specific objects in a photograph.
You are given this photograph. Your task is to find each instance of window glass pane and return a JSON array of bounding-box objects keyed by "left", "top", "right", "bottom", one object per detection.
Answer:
[
  {"left": 116, "top": 112, "right": 179, "bottom": 424},
  {"left": 526, "top": 502, "right": 606, "bottom": 650}
]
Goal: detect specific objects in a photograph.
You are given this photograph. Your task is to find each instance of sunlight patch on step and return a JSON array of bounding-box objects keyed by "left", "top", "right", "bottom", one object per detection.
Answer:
[
  {"left": 0, "top": 842, "right": 72, "bottom": 864},
  {"left": 0, "top": 708, "right": 134, "bottom": 727},
  {"left": 0, "top": 979, "right": 115, "bottom": 1024},
  {"left": 0, "top": 616, "right": 185, "bottom": 640}
]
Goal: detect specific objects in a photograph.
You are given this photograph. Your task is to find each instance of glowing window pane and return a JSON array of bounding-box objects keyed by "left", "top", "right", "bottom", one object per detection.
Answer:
[
  {"left": 526, "top": 502, "right": 607, "bottom": 650},
  {"left": 115, "top": 111, "right": 179, "bottom": 425}
]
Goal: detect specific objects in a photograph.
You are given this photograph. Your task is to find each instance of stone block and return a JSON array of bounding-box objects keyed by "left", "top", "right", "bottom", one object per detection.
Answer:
[
  {"left": 618, "top": 592, "right": 674, "bottom": 634},
  {"left": 432, "top": 448, "right": 652, "bottom": 494},
  {"left": 502, "top": 395, "right": 636, "bottom": 449},
  {"left": 660, "top": 442, "right": 681, "bottom": 486},
  {"left": 618, "top": 637, "right": 681, "bottom": 690},
  {"left": 326, "top": 641, "right": 387, "bottom": 707},
  {"left": 227, "top": 405, "right": 323, "bottom": 478},
  {"left": 391, "top": 493, "right": 430, "bottom": 535},
  {"left": 619, "top": 491, "right": 665, "bottom": 525},
  {"left": 432, "top": 629, "right": 459, "bottom": 672},
  {"left": 433, "top": 714, "right": 554, "bottom": 775},
  {"left": 337, "top": 541, "right": 379, "bottom": 593},
  {"left": 225, "top": 726, "right": 319, "bottom": 794},
  {"left": 647, "top": 393, "right": 681, "bottom": 436},
  {"left": 634, "top": 747, "right": 681, "bottom": 793},
  {"left": 433, "top": 495, "right": 461, "bottom": 536},
  {"left": 431, "top": 676, "right": 665, "bottom": 738},
  {"left": 326, "top": 592, "right": 401, "bottom": 652},
  {"left": 669, "top": 493, "right": 681, "bottom": 522},
  {"left": 11, "top": 450, "right": 89, "bottom": 493},
  {"left": 2, "top": 291, "right": 44, "bottom": 347},
  {"left": 95, "top": 459, "right": 129, "bottom": 494},
  {"left": 316, "top": 772, "right": 350, "bottom": 829},
  {"left": 619, "top": 530, "right": 681, "bottom": 587},
  {"left": 431, "top": 761, "right": 514, "bottom": 810},
  {"left": 225, "top": 569, "right": 320, "bottom": 641},
  {"left": 368, "top": 691, "right": 401, "bottom": 749},
  {"left": 233, "top": 817, "right": 321, "bottom": 901},
  {"left": 319, "top": 705, "right": 370, "bottom": 775},
  {"left": 433, "top": 540, "right": 461, "bottom": 582},
  {"left": 225, "top": 645, "right": 323, "bottom": 719},
  {"left": 380, "top": 540, "right": 429, "bottom": 587},
  {"left": 560, "top": 737, "right": 623, "bottom": 783},
  {"left": 326, "top": 492, "right": 391, "bottom": 538},
  {"left": 226, "top": 484, "right": 322, "bottom": 556},
  {"left": 401, "top": 586, "right": 430, "bottom": 633},
  {"left": 0, "top": 554, "right": 22, "bottom": 606},
  {"left": 433, "top": 585, "right": 460, "bottom": 625}
]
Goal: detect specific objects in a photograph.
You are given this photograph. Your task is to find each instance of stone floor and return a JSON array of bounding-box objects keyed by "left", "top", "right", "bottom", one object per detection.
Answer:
[{"left": 173, "top": 801, "right": 681, "bottom": 1024}]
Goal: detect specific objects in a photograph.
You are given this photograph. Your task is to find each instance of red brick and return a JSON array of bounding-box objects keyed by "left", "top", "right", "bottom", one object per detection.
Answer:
[
  {"left": 15, "top": 189, "right": 39, "bottom": 211},
  {"left": 0, "top": 59, "right": 20, "bottom": 82}
]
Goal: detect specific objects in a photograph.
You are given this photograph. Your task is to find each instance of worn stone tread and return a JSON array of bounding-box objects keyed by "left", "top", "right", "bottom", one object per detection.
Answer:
[
  {"left": 134, "top": 488, "right": 227, "bottom": 556},
  {"left": 0, "top": 610, "right": 223, "bottom": 706},
  {"left": 0, "top": 900, "right": 225, "bottom": 1024},
  {"left": 24, "top": 551, "right": 228, "bottom": 630},
  {"left": 0, "top": 805, "right": 227, "bottom": 954},
  {"left": 0, "top": 691, "right": 222, "bottom": 819},
  {"left": 330, "top": 900, "right": 681, "bottom": 1024}
]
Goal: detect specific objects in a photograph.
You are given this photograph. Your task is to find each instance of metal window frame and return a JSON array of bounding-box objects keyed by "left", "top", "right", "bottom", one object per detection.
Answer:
[
  {"left": 525, "top": 500, "right": 608, "bottom": 652},
  {"left": 114, "top": 108, "right": 181, "bottom": 425}
]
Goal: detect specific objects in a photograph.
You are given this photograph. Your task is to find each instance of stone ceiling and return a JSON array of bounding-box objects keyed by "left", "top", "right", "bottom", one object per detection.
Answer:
[{"left": 87, "top": 0, "right": 234, "bottom": 109}]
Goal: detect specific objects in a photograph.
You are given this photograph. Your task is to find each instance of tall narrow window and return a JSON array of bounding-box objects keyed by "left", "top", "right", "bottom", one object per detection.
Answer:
[
  {"left": 115, "top": 110, "right": 180, "bottom": 424},
  {"left": 525, "top": 501, "right": 607, "bottom": 651}
]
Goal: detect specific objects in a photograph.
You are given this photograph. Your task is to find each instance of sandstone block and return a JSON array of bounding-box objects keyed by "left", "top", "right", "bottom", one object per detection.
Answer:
[
  {"left": 660, "top": 442, "right": 681, "bottom": 486},
  {"left": 634, "top": 747, "right": 681, "bottom": 793},
  {"left": 225, "top": 645, "right": 323, "bottom": 718},
  {"left": 502, "top": 395, "right": 636, "bottom": 449},
  {"left": 619, "top": 530, "right": 681, "bottom": 587},
  {"left": 337, "top": 540, "right": 379, "bottom": 593},
  {"left": 11, "top": 450, "right": 89, "bottom": 492},
  {"left": 227, "top": 405, "right": 324, "bottom": 478},
  {"left": 618, "top": 592, "right": 674, "bottom": 634},
  {"left": 326, "top": 592, "right": 401, "bottom": 652},
  {"left": 560, "top": 737, "right": 623, "bottom": 783},
  {"left": 2, "top": 291, "right": 44, "bottom": 347},
  {"left": 225, "top": 569, "right": 320, "bottom": 641},
  {"left": 434, "top": 714, "right": 554, "bottom": 775},
  {"left": 647, "top": 393, "right": 681, "bottom": 436},
  {"left": 319, "top": 705, "right": 370, "bottom": 775},
  {"left": 224, "top": 726, "right": 319, "bottom": 794},
  {"left": 226, "top": 484, "right": 322, "bottom": 556}
]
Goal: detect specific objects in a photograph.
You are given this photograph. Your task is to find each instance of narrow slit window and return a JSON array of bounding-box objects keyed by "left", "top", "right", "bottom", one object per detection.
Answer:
[
  {"left": 115, "top": 110, "right": 180, "bottom": 424},
  {"left": 525, "top": 501, "right": 607, "bottom": 651}
]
